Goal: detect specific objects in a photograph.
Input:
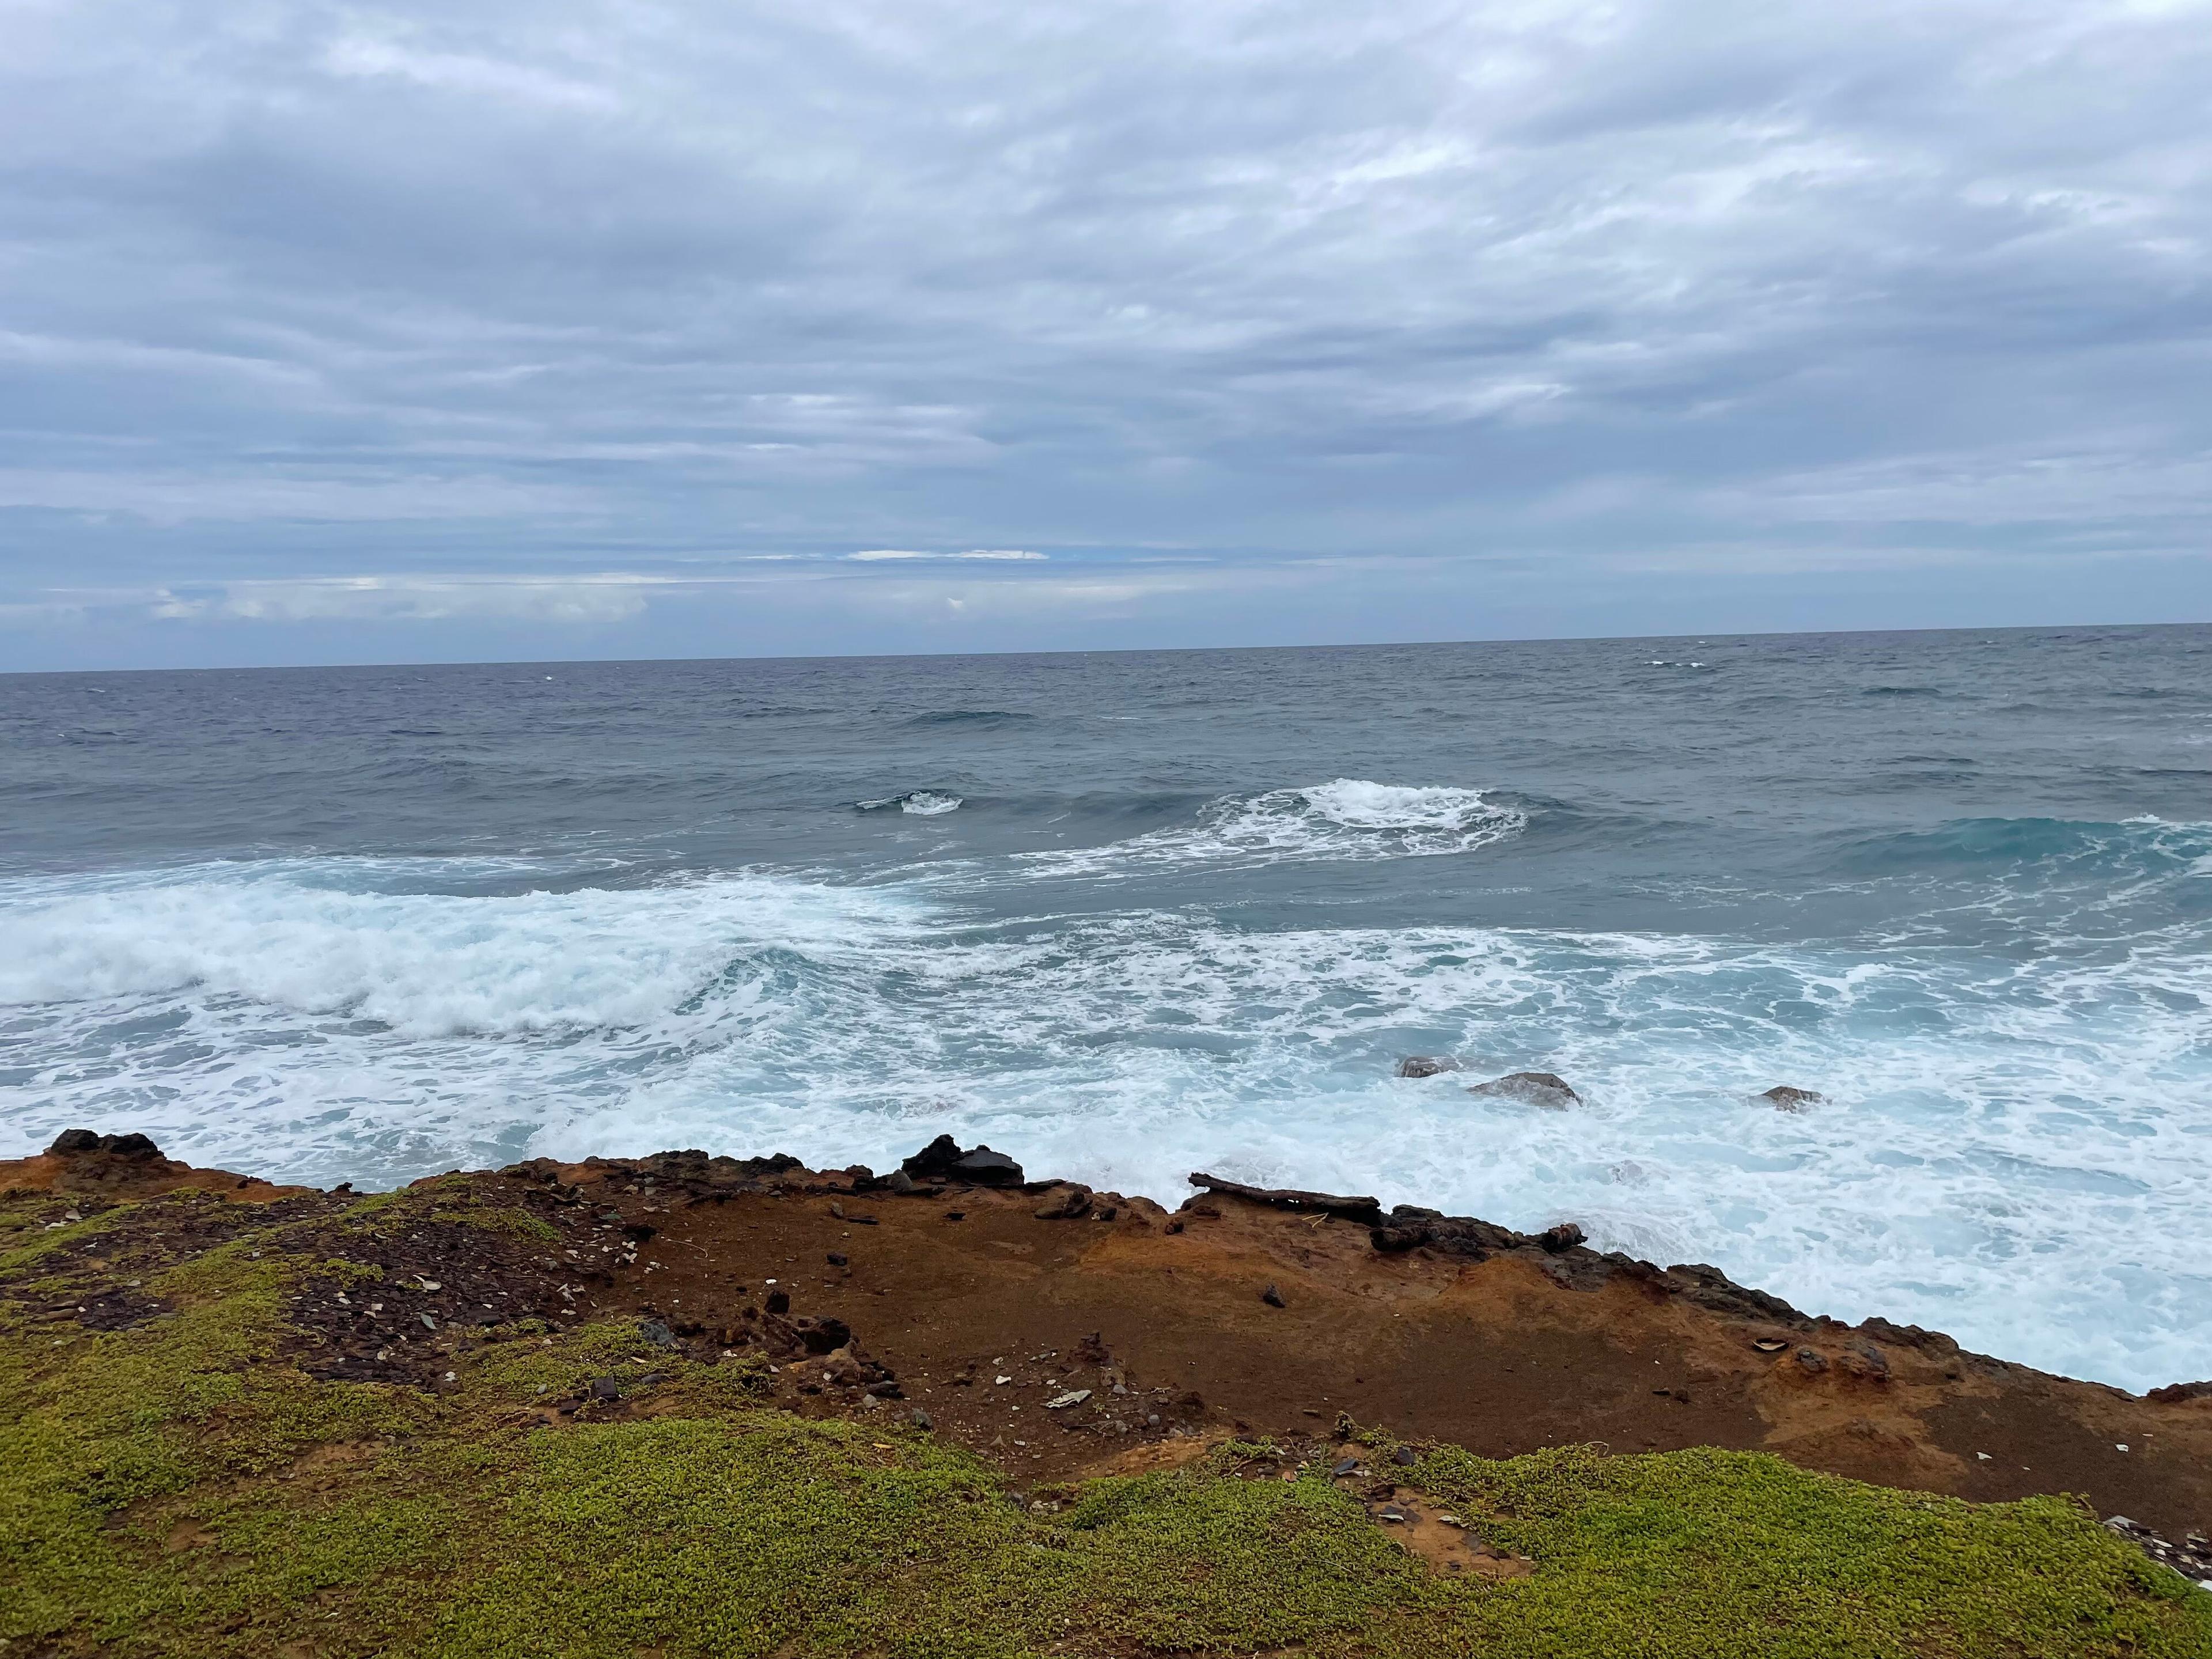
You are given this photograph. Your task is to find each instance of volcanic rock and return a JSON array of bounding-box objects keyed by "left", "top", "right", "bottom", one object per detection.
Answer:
[
  {"left": 1395, "top": 1056, "right": 1463, "bottom": 1078},
  {"left": 1760, "top": 1086, "right": 1825, "bottom": 1112},
  {"left": 1467, "top": 1071, "right": 1581, "bottom": 1109}
]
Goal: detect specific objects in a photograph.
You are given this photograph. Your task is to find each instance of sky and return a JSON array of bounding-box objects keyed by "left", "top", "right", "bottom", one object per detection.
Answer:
[{"left": 2, "top": 0, "right": 2209, "bottom": 670}]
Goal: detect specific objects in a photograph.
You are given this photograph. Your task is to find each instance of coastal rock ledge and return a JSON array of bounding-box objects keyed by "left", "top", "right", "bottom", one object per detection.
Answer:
[{"left": 5, "top": 1128, "right": 2209, "bottom": 1656}]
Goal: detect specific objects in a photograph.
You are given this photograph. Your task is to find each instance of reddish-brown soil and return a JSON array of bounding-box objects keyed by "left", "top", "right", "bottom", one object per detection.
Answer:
[{"left": 12, "top": 1135, "right": 2212, "bottom": 1545}]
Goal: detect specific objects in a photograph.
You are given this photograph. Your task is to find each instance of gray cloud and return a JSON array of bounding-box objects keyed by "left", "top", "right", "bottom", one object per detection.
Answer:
[{"left": 2, "top": 0, "right": 2208, "bottom": 665}]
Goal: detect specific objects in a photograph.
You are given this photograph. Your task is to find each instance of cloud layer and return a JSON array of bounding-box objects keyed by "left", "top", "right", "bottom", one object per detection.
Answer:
[{"left": 3, "top": 0, "right": 2208, "bottom": 665}]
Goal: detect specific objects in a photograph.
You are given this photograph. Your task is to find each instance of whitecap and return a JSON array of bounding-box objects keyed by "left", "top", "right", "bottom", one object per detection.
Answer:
[
  {"left": 1007, "top": 779, "right": 1525, "bottom": 878},
  {"left": 855, "top": 790, "right": 963, "bottom": 816}
]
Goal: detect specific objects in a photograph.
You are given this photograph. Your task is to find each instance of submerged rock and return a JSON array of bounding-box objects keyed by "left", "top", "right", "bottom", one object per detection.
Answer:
[
  {"left": 1395, "top": 1056, "right": 1464, "bottom": 1078},
  {"left": 1467, "top": 1071, "right": 1581, "bottom": 1109},
  {"left": 1760, "top": 1086, "right": 1825, "bottom": 1112}
]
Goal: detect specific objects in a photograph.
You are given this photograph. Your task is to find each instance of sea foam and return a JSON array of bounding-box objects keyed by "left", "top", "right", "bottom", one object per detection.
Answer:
[{"left": 4, "top": 846, "right": 2208, "bottom": 1391}]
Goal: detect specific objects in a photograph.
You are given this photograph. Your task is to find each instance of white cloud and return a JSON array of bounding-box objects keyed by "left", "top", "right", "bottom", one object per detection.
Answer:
[{"left": 3, "top": 0, "right": 2210, "bottom": 659}]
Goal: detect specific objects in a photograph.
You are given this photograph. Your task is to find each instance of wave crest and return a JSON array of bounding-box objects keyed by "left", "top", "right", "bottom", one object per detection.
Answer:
[
  {"left": 1014, "top": 779, "right": 1525, "bottom": 877},
  {"left": 857, "top": 790, "right": 964, "bottom": 816}
]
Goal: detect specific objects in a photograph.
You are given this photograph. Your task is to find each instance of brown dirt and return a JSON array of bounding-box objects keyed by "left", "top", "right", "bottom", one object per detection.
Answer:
[{"left": 12, "top": 1137, "right": 2212, "bottom": 1543}]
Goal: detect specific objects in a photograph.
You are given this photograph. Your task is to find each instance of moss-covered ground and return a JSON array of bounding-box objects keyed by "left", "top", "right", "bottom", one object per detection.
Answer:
[{"left": 3, "top": 1183, "right": 2208, "bottom": 1658}]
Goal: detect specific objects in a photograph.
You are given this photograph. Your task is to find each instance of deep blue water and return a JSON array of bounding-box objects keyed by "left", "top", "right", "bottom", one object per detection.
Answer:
[{"left": 3, "top": 626, "right": 2209, "bottom": 1388}]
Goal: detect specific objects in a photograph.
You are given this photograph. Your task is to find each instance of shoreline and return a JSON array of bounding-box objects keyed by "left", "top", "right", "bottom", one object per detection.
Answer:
[
  {"left": 9, "top": 1124, "right": 2211, "bottom": 1654},
  {"left": 13, "top": 1126, "right": 2212, "bottom": 1537}
]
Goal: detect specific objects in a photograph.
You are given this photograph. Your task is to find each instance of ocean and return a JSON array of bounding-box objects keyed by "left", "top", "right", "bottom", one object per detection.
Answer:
[{"left": 3, "top": 626, "right": 2208, "bottom": 1390}]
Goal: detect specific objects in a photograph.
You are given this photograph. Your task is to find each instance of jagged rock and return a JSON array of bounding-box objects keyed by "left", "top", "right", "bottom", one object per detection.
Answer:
[
  {"left": 1467, "top": 1072, "right": 1581, "bottom": 1109},
  {"left": 1188, "top": 1172, "right": 1382, "bottom": 1224},
  {"left": 1395, "top": 1056, "right": 1464, "bottom": 1078},
  {"left": 1260, "top": 1283, "right": 1286, "bottom": 1308},
  {"left": 796, "top": 1316, "right": 852, "bottom": 1354},
  {"left": 2146, "top": 1380, "right": 2212, "bottom": 1405},
  {"left": 901, "top": 1135, "right": 1024, "bottom": 1187},
  {"left": 1838, "top": 1343, "right": 1890, "bottom": 1381},
  {"left": 1369, "top": 1207, "right": 1521, "bottom": 1259},
  {"left": 1795, "top": 1347, "right": 1829, "bottom": 1375},
  {"left": 47, "top": 1129, "right": 163, "bottom": 1160},
  {"left": 1760, "top": 1086, "right": 1825, "bottom": 1112},
  {"left": 1537, "top": 1222, "right": 1587, "bottom": 1254},
  {"left": 1033, "top": 1184, "right": 1093, "bottom": 1220}
]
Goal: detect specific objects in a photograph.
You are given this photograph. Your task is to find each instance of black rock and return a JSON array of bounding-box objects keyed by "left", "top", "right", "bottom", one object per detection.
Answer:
[
  {"left": 1392, "top": 1445, "right": 1418, "bottom": 1467},
  {"left": 765, "top": 1290, "right": 790, "bottom": 1315},
  {"left": 1260, "top": 1283, "right": 1286, "bottom": 1308},
  {"left": 1467, "top": 1071, "right": 1581, "bottom": 1109},
  {"left": 46, "top": 1128, "right": 164, "bottom": 1159},
  {"left": 1537, "top": 1222, "right": 1588, "bottom": 1254},
  {"left": 798, "top": 1317, "right": 852, "bottom": 1354},
  {"left": 826, "top": 1252, "right": 848, "bottom": 1267},
  {"left": 901, "top": 1134, "right": 1025, "bottom": 1187},
  {"left": 1332, "top": 1456, "right": 1359, "bottom": 1476},
  {"left": 1395, "top": 1056, "right": 1464, "bottom": 1079},
  {"left": 588, "top": 1376, "right": 622, "bottom": 1402}
]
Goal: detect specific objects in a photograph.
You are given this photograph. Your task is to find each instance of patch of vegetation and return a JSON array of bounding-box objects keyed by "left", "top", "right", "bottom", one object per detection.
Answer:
[{"left": 2, "top": 1185, "right": 2207, "bottom": 1658}]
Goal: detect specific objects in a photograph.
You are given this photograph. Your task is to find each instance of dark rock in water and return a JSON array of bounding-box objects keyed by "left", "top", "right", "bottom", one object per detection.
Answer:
[
  {"left": 1260, "top": 1283, "right": 1286, "bottom": 1308},
  {"left": 1395, "top": 1056, "right": 1464, "bottom": 1079},
  {"left": 47, "top": 1128, "right": 164, "bottom": 1159},
  {"left": 1032, "top": 1183, "right": 1093, "bottom": 1220},
  {"left": 1537, "top": 1222, "right": 1588, "bottom": 1255},
  {"left": 1760, "top": 1085, "right": 1825, "bottom": 1112},
  {"left": 1467, "top": 1071, "right": 1581, "bottom": 1109},
  {"left": 901, "top": 1134, "right": 1024, "bottom": 1187}
]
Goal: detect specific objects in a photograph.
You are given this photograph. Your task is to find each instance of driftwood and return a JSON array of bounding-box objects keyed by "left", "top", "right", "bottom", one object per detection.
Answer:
[{"left": 1186, "top": 1172, "right": 1383, "bottom": 1224}]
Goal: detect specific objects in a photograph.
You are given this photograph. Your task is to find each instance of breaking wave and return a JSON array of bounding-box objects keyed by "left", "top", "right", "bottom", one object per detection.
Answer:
[
  {"left": 856, "top": 791, "right": 964, "bottom": 816},
  {"left": 1012, "top": 780, "right": 1526, "bottom": 877}
]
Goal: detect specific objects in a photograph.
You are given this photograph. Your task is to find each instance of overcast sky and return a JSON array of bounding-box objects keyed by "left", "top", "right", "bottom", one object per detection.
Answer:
[{"left": 3, "top": 0, "right": 2208, "bottom": 669}]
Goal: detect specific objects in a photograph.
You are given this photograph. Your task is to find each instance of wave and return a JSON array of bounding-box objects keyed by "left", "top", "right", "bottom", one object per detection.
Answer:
[
  {"left": 1834, "top": 816, "right": 2212, "bottom": 875},
  {"left": 900, "top": 710, "right": 1035, "bottom": 729},
  {"left": 0, "top": 860, "right": 916, "bottom": 1038},
  {"left": 4, "top": 856, "right": 2210, "bottom": 1389},
  {"left": 1010, "top": 780, "right": 1527, "bottom": 877},
  {"left": 855, "top": 791, "right": 963, "bottom": 816}
]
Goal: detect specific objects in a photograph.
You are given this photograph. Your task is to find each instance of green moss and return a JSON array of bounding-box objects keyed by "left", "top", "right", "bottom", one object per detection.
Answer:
[{"left": 3, "top": 1190, "right": 2208, "bottom": 1659}]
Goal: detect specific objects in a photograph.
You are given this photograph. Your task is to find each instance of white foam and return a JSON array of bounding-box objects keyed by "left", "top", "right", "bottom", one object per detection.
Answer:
[
  {"left": 4, "top": 857, "right": 2209, "bottom": 1392},
  {"left": 1010, "top": 780, "right": 1525, "bottom": 877},
  {"left": 857, "top": 791, "right": 963, "bottom": 815}
]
